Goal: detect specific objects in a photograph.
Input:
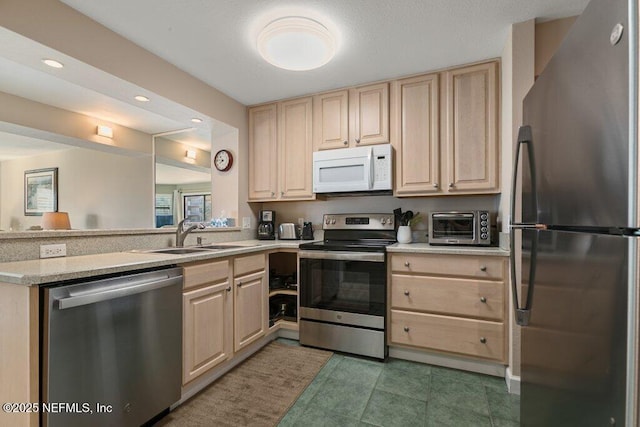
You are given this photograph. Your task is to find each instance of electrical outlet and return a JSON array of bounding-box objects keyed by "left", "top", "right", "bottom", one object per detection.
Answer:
[
  {"left": 242, "top": 217, "right": 251, "bottom": 229},
  {"left": 297, "top": 218, "right": 304, "bottom": 227},
  {"left": 40, "top": 243, "right": 67, "bottom": 259}
]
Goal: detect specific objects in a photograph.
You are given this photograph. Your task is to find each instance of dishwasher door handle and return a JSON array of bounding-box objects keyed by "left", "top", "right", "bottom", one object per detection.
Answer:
[{"left": 57, "top": 276, "right": 182, "bottom": 310}]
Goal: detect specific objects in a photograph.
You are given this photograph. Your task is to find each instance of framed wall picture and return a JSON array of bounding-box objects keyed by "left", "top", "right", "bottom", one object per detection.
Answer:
[{"left": 24, "top": 167, "right": 58, "bottom": 216}]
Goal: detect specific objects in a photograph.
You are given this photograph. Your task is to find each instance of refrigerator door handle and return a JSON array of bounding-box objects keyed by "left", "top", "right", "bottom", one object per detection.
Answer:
[{"left": 509, "top": 125, "right": 539, "bottom": 326}]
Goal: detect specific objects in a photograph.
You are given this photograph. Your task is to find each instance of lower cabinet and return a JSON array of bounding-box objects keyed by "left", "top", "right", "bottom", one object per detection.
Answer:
[
  {"left": 233, "top": 253, "right": 268, "bottom": 352},
  {"left": 389, "top": 252, "right": 508, "bottom": 363},
  {"left": 182, "top": 259, "right": 233, "bottom": 385}
]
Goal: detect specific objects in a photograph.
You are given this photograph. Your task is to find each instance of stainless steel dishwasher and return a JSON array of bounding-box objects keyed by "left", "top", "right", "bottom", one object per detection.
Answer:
[{"left": 41, "top": 266, "right": 182, "bottom": 427}]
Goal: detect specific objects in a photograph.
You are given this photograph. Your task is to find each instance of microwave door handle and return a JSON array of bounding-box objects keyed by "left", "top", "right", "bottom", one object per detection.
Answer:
[{"left": 368, "top": 147, "right": 374, "bottom": 189}]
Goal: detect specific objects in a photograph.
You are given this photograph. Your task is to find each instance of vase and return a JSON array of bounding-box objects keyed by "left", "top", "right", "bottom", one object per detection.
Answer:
[{"left": 397, "top": 225, "right": 412, "bottom": 244}]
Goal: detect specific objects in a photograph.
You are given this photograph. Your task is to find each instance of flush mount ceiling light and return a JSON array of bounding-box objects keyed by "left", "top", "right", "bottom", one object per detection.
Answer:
[
  {"left": 134, "top": 95, "right": 150, "bottom": 102},
  {"left": 191, "top": 118, "right": 203, "bottom": 123},
  {"left": 257, "top": 16, "right": 336, "bottom": 71},
  {"left": 42, "top": 59, "right": 64, "bottom": 69}
]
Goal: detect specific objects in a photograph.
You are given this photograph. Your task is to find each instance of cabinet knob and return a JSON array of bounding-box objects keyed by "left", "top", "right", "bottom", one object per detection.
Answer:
[
  {"left": 433, "top": 183, "right": 439, "bottom": 188},
  {"left": 355, "top": 138, "right": 361, "bottom": 144},
  {"left": 403, "top": 326, "right": 410, "bottom": 332},
  {"left": 237, "top": 281, "right": 243, "bottom": 288},
  {"left": 271, "top": 192, "right": 275, "bottom": 197},
  {"left": 226, "top": 286, "right": 231, "bottom": 292},
  {"left": 480, "top": 296, "right": 487, "bottom": 303},
  {"left": 480, "top": 265, "right": 487, "bottom": 272},
  {"left": 280, "top": 191, "right": 284, "bottom": 196},
  {"left": 343, "top": 140, "right": 348, "bottom": 146},
  {"left": 448, "top": 183, "right": 454, "bottom": 188},
  {"left": 480, "top": 337, "right": 487, "bottom": 344},
  {"left": 404, "top": 290, "right": 410, "bottom": 296},
  {"left": 404, "top": 261, "right": 410, "bottom": 267}
]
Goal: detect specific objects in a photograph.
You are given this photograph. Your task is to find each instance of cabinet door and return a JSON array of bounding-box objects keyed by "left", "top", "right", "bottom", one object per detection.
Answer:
[
  {"left": 442, "top": 61, "right": 499, "bottom": 193},
  {"left": 248, "top": 103, "right": 278, "bottom": 200},
  {"left": 392, "top": 74, "right": 440, "bottom": 195},
  {"left": 278, "top": 97, "right": 314, "bottom": 200},
  {"left": 313, "top": 90, "right": 349, "bottom": 150},
  {"left": 349, "top": 82, "right": 390, "bottom": 146},
  {"left": 183, "top": 281, "right": 233, "bottom": 384},
  {"left": 234, "top": 270, "right": 267, "bottom": 351}
]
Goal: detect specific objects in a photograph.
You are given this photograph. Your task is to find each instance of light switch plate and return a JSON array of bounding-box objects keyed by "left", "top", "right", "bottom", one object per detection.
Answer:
[{"left": 40, "top": 243, "right": 67, "bottom": 258}]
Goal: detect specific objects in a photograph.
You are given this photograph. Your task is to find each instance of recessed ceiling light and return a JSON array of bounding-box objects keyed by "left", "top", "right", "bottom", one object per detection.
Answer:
[
  {"left": 191, "top": 118, "right": 203, "bottom": 123},
  {"left": 257, "top": 16, "right": 336, "bottom": 71},
  {"left": 134, "top": 95, "right": 150, "bottom": 102},
  {"left": 42, "top": 59, "right": 64, "bottom": 69}
]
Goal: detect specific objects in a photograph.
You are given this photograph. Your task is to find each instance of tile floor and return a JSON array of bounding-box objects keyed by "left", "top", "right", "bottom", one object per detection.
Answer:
[{"left": 277, "top": 339, "right": 520, "bottom": 427}]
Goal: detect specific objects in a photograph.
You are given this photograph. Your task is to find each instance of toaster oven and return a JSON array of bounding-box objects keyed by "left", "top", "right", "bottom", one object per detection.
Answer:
[{"left": 429, "top": 211, "right": 494, "bottom": 246}]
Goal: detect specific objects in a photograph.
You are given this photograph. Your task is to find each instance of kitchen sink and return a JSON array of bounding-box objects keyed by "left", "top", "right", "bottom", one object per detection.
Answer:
[
  {"left": 146, "top": 247, "right": 213, "bottom": 255},
  {"left": 196, "top": 244, "right": 248, "bottom": 250}
]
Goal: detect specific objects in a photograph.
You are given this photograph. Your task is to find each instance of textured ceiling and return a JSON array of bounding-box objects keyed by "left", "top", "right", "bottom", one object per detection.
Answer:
[{"left": 60, "top": 0, "right": 590, "bottom": 105}]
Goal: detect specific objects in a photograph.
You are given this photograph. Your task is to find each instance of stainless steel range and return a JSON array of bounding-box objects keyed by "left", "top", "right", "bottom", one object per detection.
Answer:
[{"left": 298, "top": 213, "right": 396, "bottom": 360}]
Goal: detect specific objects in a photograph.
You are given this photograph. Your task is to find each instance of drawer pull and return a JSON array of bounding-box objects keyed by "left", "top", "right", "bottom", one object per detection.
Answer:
[
  {"left": 404, "top": 290, "right": 410, "bottom": 296},
  {"left": 403, "top": 326, "right": 410, "bottom": 332},
  {"left": 480, "top": 297, "right": 487, "bottom": 303},
  {"left": 237, "top": 281, "right": 243, "bottom": 288},
  {"left": 480, "top": 265, "right": 487, "bottom": 272},
  {"left": 226, "top": 286, "right": 231, "bottom": 292},
  {"left": 480, "top": 337, "right": 487, "bottom": 344},
  {"left": 404, "top": 261, "right": 411, "bottom": 267}
]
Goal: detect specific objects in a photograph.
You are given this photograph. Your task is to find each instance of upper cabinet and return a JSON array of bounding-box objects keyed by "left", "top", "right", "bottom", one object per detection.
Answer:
[
  {"left": 313, "top": 83, "right": 389, "bottom": 150},
  {"left": 248, "top": 98, "right": 315, "bottom": 202},
  {"left": 442, "top": 61, "right": 499, "bottom": 194},
  {"left": 391, "top": 73, "right": 440, "bottom": 195},
  {"left": 392, "top": 60, "right": 500, "bottom": 197},
  {"left": 248, "top": 104, "right": 278, "bottom": 200}
]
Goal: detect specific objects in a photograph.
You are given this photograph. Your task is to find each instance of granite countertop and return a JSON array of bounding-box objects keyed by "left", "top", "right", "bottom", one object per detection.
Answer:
[
  {"left": 0, "top": 240, "right": 302, "bottom": 286},
  {"left": 0, "top": 239, "right": 510, "bottom": 286},
  {"left": 388, "top": 243, "right": 510, "bottom": 257}
]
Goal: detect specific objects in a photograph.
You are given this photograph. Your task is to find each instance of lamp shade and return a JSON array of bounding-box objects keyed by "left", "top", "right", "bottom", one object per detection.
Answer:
[{"left": 42, "top": 212, "right": 71, "bottom": 230}]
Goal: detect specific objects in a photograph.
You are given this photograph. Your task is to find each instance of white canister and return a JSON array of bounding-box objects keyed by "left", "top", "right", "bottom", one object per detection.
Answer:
[{"left": 397, "top": 225, "right": 412, "bottom": 244}]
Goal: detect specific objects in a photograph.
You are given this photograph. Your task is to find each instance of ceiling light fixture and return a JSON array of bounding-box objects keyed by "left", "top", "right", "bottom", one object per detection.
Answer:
[
  {"left": 42, "top": 59, "right": 64, "bottom": 69},
  {"left": 257, "top": 16, "right": 336, "bottom": 71},
  {"left": 96, "top": 125, "right": 113, "bottom": 138},
  {"left": 134, "top": 95, "right": 150, "bottom": 102},
  {"left": 185, "top": 149, "right": 197, "bottom": 160},
  {"left": 191, "top": 118, "right": 203, "bottom": 123}
]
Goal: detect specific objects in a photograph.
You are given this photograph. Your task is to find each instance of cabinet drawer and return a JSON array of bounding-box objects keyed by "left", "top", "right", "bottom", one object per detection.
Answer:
[
  {"left": 390, "top": 309, "right": 505, "bottom": 362},
  {"left": 183, "top": 259, "right": 230, "bottom": 290},
  {"left": 234, "top": 253, "right": 266, "bottom": 277},
  {"left": 391, "top": 274, "right": 504, "bottom": 321},
  {"left": 391, "top": 254, "right": 505, "bottom": 280}
]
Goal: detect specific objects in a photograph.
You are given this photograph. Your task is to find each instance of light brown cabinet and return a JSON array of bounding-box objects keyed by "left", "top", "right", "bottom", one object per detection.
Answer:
[
  {"left": 391, "top": 60, "right": 500, "bottom": 196},
  {"left": 389, "top": 252, "right": 508, "bottom": 362},
  {"left": 313, "top": 83, "right": 389, "bottom": 150},
  {"left": 233, "top": 253, "right": 267, "bottom": 351},
  {"left": 182, "top": 260, "right": 233, "bottom": 385},
  {"left": 248, "top": 98, "right": 314, "bottom": 201}
]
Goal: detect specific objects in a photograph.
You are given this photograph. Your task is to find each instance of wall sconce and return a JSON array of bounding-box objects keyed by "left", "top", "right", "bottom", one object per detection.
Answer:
[
  {"left": 185, "top": 149, "right": 197, "bottom": 160},
  {"left": 96, "top": 125, "right": 113, "bottom": 138},
  {"left": 42, "top": 212, "right": 71, "bottom": 230}
]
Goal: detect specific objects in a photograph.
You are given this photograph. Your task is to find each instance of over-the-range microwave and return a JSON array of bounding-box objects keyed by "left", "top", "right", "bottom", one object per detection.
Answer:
[{"left": 312, "top": 144, "right": 393, "bottom": 194}]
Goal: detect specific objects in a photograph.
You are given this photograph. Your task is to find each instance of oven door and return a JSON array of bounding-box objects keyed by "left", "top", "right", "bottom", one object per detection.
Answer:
[{"left": 299, "top": 250, "right": 386, "bottom": 323}]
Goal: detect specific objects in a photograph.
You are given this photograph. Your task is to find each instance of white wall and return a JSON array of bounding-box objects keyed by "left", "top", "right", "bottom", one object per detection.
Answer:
[{"left": 1, "top": 147, "right": 153, "bottom": 230}]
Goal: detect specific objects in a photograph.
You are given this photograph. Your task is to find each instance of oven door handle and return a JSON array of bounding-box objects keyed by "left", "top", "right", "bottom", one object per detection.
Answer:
[{"left": 299, "top": 251, "right": 385, "bottom": 263}]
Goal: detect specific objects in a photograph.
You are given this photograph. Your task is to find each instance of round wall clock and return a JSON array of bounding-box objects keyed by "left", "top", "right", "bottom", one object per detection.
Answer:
[{"left": 214, "top": 149, "right": 233, "bottom": 172}]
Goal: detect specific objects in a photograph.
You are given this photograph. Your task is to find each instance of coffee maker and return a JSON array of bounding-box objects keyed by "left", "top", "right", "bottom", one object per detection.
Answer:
[{"left": 257, "top": 210, "right": 276, "bottom": 240}]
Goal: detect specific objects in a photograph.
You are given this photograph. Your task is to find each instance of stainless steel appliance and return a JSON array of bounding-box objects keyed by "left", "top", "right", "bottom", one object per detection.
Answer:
[
  {"left": 278, "top": 222, "right": 299, "bottom": 240},
  {"left": 312, "top": 144, "right": 393, "bottom": 195},
  {"left": 299, "top": 213, "right": 396, "bottom": 360},
  {"left": 301, "top": 221, "right": 314, "bottom": 240},
  {"left": 257, "top": 209, "right": 276, "bottom": 240},
  {"left": 42, "top": 267, "right": 182, "bottom": 427},
  {"left": 428, "top": 210, "right": 494, "bottom": 246},
  {"left": 510, "top": 0, "right": 638, "bottom": 424}
]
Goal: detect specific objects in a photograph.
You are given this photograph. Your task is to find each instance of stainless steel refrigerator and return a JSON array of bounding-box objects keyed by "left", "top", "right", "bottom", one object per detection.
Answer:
[{"left": 509, "top": 0, "right": 638, "bottom": 424}]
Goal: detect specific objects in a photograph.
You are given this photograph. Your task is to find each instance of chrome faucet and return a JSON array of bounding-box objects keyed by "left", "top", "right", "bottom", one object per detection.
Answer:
[{"left": 175, "top": 219, "right": 205, "bottom": 247}]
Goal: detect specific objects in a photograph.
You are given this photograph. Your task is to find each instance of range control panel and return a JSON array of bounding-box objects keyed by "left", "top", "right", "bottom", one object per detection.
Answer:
[{"left": 323, "top": 214, "right": 395, "bottom": 230}]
